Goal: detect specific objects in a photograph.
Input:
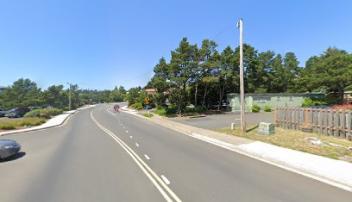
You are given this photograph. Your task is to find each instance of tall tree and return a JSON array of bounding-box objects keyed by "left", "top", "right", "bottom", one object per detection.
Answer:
[
  {"left": 284, "top": 52, "right": 301, "bottom": 92},
  {"left": 0, "top": 78, "right": 42, "bottom": 109},
  {"left": 198, "top": 39, "right": 219, "bottom": 107},
  {"left": 301, "top": 48, "right": 352, "bottom": 101},
  {"left": 168, "top": 38, "right": 198, "bottom": 113},
  {"left": 42, "top": 85, "right": 66, "bottom": 108}
]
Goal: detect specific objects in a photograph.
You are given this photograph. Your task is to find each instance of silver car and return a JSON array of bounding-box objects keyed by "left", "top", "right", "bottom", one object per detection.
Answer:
[{"left": 0, "top": 139, "right": 21, "bottom": 159}]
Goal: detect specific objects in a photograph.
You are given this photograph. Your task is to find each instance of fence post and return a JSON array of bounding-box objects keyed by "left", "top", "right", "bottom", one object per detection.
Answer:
[{"left": 347, "top": 111, "right": 352, "bottom": 140}]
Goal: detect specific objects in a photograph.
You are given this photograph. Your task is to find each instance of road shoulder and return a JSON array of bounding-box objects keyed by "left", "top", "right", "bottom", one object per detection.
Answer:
[{"left": 120, "top": 106, "right": 352, "bottom": 192}]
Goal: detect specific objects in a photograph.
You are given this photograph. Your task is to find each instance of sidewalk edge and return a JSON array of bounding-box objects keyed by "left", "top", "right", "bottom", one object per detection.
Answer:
[{"left": 121, "top": 109, "right": 352, "bottom": 192}]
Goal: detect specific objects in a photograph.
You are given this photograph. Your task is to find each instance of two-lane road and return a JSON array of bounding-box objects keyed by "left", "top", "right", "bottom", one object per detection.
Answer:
[{"left": 1, "top": 104, "right": 351, "bottom": 202}]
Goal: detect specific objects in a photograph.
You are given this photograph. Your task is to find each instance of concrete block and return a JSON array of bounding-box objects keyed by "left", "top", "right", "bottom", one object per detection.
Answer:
[{"left": 257, "top": 122, "right": 275, "bottom": 135}]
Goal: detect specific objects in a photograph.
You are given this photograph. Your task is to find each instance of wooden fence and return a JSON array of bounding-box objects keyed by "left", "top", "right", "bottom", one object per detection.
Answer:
[{"left": 275, "top": 108, "right": 352, "bottom": 140}]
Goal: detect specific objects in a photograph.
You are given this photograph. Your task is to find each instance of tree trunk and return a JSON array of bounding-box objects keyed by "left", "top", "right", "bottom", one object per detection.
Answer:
[
  {"left": 202, "top": 84, "right": 208, "bottom": 108},
  {"left": 339, "top": 87, "right": 345, "bottom": 104},
  {"left": 194, "top": 84, "right": 198, "bottom": 106},
  {"left": 218, "top": 85, "right": 224, "bottom": 111}
]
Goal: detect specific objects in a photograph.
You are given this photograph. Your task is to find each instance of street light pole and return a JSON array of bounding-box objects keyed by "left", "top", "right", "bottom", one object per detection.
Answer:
[{"left": 237, "top": 18, "right": 246, "bottom": 134}]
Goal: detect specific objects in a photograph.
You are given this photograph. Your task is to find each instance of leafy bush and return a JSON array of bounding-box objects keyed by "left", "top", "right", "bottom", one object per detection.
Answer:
[
  {"left": 154, "top": 105, "right": 178, "bottom": 116},
  {"left": 130, "top": 102, "right": 143, "bottom": 110},
  {"left": 24, "top": 108, "right": 63, "bottom": 119},
  {"left": 155, "top": 107, "right": 167, "bottom": 116},
  {"left": 252, "top": 104, "right": 261, "bottom": 112},
  {"left": 301, "top": 98, "right": 327, "bottom": 107},
  {"left": 166, "top": 104, "right": 177, "bottom": 114},
  {"left": 19, "top": 117, "right": 46, "bottom": 126},
  {"left": 264, "top": 105, "right": 272, "bottom": 112}
]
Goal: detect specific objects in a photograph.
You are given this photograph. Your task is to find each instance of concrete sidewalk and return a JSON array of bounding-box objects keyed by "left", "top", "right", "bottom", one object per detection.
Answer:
[
  {"left": 0, "top": 105, "right": 95, "bottom": 136},
  {"left": 121, "top": 107, "right": 352, "bottom": 192}
]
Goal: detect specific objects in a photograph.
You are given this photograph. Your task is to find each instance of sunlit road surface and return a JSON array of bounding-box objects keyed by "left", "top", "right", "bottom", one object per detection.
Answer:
[{"left": 1, "top": 104, "right": 351, "bottom": 202}]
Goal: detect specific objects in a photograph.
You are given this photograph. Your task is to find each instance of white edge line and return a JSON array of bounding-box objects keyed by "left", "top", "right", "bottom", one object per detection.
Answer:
[
  {"left": 119, "top": 106, "right": 352, "bottom": 192},
  {"left": 161, "top": 175, "right": 171, "bottom": 185},
  {"left": 90, "top": 111, "right": 174, "bottom": 202},
  {"left": 189, "top": 133, "right": 352, "bottom": 192},
  {"left": 91, "top": 111, "right": 182, "bottom": 202}
]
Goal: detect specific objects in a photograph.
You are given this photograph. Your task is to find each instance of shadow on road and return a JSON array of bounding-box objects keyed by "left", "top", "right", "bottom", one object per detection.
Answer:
[{"left": 0, "top": 152, "right": 26, "bottom": 162}]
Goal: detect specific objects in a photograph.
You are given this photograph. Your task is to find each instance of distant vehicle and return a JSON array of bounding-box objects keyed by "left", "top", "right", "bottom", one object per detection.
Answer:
[
  {"left": 0, "top": 139, "right": 21, "bottom": 160},
  {"left": 5, "top": 107, "right": 30, "bottom": 118},
  {"left": 0, "top": 109, "right": 6, "bottom": 117},
  {"left": 114, "top": 104, "right": 120, "bottom": 112},
  {"left": 144, "top": 105, "right": 152, "bottom": 110}
]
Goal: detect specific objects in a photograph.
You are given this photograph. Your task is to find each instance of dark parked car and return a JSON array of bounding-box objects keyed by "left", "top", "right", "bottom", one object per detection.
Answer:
[
  {"left": 5, "top": 107, "right": 30, "bottom": 118},
  {"left": 0, "top": 139, "right": 21, "bottom": 160},
  {"left": 0, "top": 109, "right": 7, "bottom": 117}
]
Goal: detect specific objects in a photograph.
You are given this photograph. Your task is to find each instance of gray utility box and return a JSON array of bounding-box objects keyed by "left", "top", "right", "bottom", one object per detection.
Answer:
[{"left": 257, "top": 122, "right": 275, "bottom": 135}]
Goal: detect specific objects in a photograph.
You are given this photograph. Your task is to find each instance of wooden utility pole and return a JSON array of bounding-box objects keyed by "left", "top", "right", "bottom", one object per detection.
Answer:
[{"left": 237, "top": 18, "right": 246, "bottom": 134}]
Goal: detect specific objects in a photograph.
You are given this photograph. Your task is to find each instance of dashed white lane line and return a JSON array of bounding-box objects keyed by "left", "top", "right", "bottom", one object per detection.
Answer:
[
  {"left": 161, "top": 175, "right": 171, "bottom": 185},
  {"left": 135, "top": 142, "right": 139, "bottom": 147},
  {"left": 91, "top": 111, "right": 181, "bottom": 202},
  {"left": 144, "top": 154, "right": 151, "bottom": 160},
  {"left": 129, "top": 136, "right": 133, "bottom": 139},
  {"left": 125, "top": 130, "right": 129, "bottom": 133}
]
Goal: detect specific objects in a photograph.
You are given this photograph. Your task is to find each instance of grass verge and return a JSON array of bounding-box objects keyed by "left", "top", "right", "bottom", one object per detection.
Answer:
[
  {"left": 0, "top": 117, "right": 46, "bottom": 130},
  {"left": 142, "top": 112, "right": 153, "bottom": 118},
  {"left": 216, "top": 126, "right": 352, "bottom": 162}
]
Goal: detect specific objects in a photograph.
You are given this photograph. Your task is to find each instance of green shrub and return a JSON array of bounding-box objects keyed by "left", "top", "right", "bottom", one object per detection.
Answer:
[
  {"left": 301, "top": 98, "right": 327, "bottom": 107},
  {"left": 166, "top": 104, "right": 177, "bottom": 114},
  {"left": 252, "top": 104, "right": 261, "bottom": 113},
  {"left": 130, "top": 102, "right": 143, "bottom": 110},
  {"left": 264, "top": 105, "right": 272, "bottom": 112},
  {"left": 155, "top": 107, "right": 167, "bottom": 116},
  {"left": 25, "top": 108, "right": 63, "bottom": 119},
  {"left": 19, "top": 117, "right": 46, "bottom": 126}
]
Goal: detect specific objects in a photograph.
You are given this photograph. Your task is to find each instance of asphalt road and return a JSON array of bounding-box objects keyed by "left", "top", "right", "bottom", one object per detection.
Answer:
[{"left": 0, "top": 104, "right": 351, "bottom": 202}]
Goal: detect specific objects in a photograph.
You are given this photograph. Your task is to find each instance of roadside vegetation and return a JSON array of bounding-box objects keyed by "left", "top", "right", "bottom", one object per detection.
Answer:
[
  {"left": 24, "top": 108, "right": 63, "bottom": 119},
  {"left": 0, "top": 78, "right": 128, "bottom": 131},
  {"left": 124, "top": 38, "right": 352, "bottom": 116},
  {"left": 0, "top": 78, "right": 128, "bottom": 111},
  {"left": 217, "top": 127, "right": 352, "bottom": 162},
  {"left": 0, "top": 117, "right": 46, "bottom": 130}
]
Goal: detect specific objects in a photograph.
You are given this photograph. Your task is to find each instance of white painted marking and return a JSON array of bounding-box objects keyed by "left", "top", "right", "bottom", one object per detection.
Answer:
[
  {"left": 144, "top": 154, "right": 150, "bottom": 160},
  {"left": 135, "top": 142, "right": 139, "bottom": 147},
  {"left": 189, "top": 133, "right": 352, "bottom": 192},
  {"left": 161, "top": 175, "right": 171, "bottom": 185},
  {"left": 90, "top": 111, "right": 181, "bottom": 202},
  {"left": 129, "top": 136, "right": 133, "bottom": 139},
  {"left": 125, "top": 130, "right": 129, "bottom": 133}
]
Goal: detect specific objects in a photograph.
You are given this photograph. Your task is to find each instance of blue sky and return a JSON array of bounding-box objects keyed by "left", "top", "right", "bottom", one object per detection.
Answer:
[{"left": 0, "top": 0, "right": 351, "bottom": 90}]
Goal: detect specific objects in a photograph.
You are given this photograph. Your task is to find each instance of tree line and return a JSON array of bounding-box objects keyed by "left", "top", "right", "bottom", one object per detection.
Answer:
[
  {"left": 0, "top": 78, "right": 127, "bottom": 110},
  {"left": 144, "top": 38, "right": 352, "bottom": 113}
]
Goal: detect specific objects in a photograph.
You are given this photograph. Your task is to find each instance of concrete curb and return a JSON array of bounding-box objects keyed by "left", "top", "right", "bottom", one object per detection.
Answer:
[
  {"left": 0, "top": 105, "right": 96, "bottom": 136},
  {"left": 121, "top": 108, "right": 352, "bottom": 192}
]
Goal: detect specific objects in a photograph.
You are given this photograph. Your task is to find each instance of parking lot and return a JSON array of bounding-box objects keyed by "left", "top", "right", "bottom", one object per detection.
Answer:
[{"left": 172, "top": 112, "right": 274, "bottom": 130}]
